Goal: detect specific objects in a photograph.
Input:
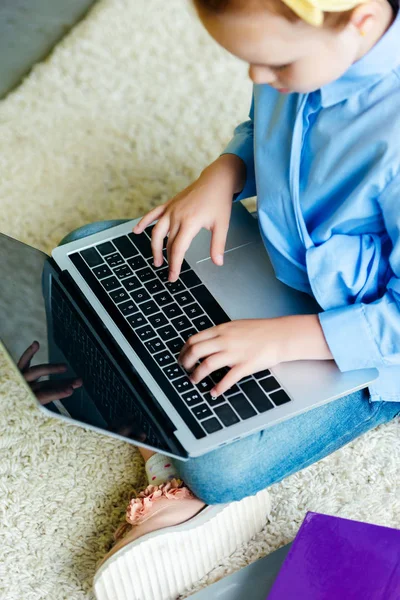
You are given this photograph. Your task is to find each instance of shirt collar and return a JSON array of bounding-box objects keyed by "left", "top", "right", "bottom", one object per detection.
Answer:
[{"left": 320, "top": 10, "right": 400, "bottom": 108}]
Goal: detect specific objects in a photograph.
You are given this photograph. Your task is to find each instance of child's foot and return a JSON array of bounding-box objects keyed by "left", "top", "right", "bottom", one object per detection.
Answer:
[{"left": 94, "top": 480, "right": 271, "bottom": 600}]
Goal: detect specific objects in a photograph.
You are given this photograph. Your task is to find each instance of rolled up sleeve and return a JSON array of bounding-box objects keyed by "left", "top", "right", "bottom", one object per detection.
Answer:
[
  {"left": 319, "top": 174, "right": 400, "bottom": 372},
  {"left": 221, "top": 95, "right": 256, "bottom": 201}
]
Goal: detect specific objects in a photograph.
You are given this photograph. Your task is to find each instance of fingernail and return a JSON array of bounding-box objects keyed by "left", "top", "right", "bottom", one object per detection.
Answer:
[
  {"left": 210, "top": 389, "right": 217, "bottom": 398},
  {"left": 216, "top": 255, "right": 223, "bottom": 266}
]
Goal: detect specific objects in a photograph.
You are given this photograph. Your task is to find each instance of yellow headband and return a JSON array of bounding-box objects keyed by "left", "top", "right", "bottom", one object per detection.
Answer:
[{"left": 281, "top": 0, "right": 363, "bottom": 26}]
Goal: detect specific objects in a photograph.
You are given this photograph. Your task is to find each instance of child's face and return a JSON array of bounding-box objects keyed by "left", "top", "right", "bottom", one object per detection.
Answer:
[{"left": 196, "top": 5, "right": 364, "bottom": 93}]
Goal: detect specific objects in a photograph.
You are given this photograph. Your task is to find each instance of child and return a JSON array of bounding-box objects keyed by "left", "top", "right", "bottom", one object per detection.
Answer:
[{"left": 71, "top": 0, "right": 400, "bottom": 596}]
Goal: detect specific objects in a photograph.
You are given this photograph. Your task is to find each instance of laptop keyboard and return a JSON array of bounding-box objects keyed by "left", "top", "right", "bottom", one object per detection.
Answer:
[{"left": 69, "top": 226, "right": 291, "bottom": 439}]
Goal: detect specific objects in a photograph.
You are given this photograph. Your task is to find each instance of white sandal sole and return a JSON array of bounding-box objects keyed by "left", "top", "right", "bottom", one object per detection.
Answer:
[{"left": 94, "top": 488, "right": 271, "bottom": 600}]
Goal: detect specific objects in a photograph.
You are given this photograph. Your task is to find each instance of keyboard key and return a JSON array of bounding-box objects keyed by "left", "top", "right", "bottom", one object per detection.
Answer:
[
  {"left": 190, "top": 285, "right": 230, "bottom": 326},
  {"left": 156, "top": 267, "right": 170, "bottom": 283},
  {"left": 140, "top": 300, "right": 159, "bottom": 316},
  {"left": 192, "top": 404, "right": 213, "bottom": 420},
  {"left": 174, "top": 291, "right": 195, "bottom": 306},
  {"left": 162, "top": 303, "right": 183, "bottom": 320},
  {"left": 229, "top": 393, "right": 257, "bottom": 420},
  {"left": 180, "top": 259, "right": 191, "bottom": 273},
  {"left": 114, "top": 264, "right": 133, "bottom": 280},
  {"left": 193, "top": 315, "right": 213, "bottom": 331},
  {"left": 122, "top": 276, "right": 142, "bottom": 292},
  {"left": 148, "top": 312, "right": 168, "bottom": 328},
  {"left": 171, "top": 315, "right": 192, "bottom": 332},
  {"left": 196, "top": 377, "right": 214, "bottom": 393},
  {"left": 182, "top": 390, "right": 203, "bottom": 407},
  {"left": 180, "top": 328, "right": 197, "bottom": 342},
  {"left": 147, "top": 257, "right": 167, "bottom": 270},
  {"left": 145, "top": 338, "right": 166, "bottom": 354},
  {"left": 153, "top": 290, "right": 174, "bottom": 307},
  {"left": 172, "top": 376, "right": 194, "bottom": 394},
  {"left": 254, "top": 369, "right": 271, "bottom": 380},
  {"left": 127, "top": 255, "right": 147, "bottom": 270},
  {"left": 153, "top": 350, "right": 175, "bottom": 367},
  {"left": 166, "top": 337, "right": 184, "bottom": 355},
  {"left": 101, "top": 276, "right": 120, "bottom": 292},
  {"left": 224, "top": 383, "right": 240, "bottom": 396},
  {"left": 109, "top": 288, "right": 130, "bottom": 303},
  {"left": 113, "top": 235, "right": 138, "bottom": 258},
  {"left": 137, "top": 267, "right": 156, "bottom": 283},
  {"left": 129, "top": 232, "right": 153, "bottom": 258},
  {"left": 97, "top": 241, "right": 115, "bottom": 256},
  {"left": 145, "top": 279, "right": 165, "bottom": 295},
  {"left": 105, "top": 252, "right": 124, "bottom": 268},
  {"left": 204, "top": 393, "right": 225, "bottom": 407},
  {"left": 118, "top": 299, "right": 138, "bottom": 316},
  {"left": 163, "top": 364, "right": 185, "bottom": 380},
  {"left": 240, "top": 380, "right": 274, "bottom": 413},
  {"left": 258, "top": 376, "right": 280, "bottom": 394},
  {"left": 93, "top": 264, "right": 113, "bottom": 280},
  {"left": 180, "top": 269, "right": 201, "bottom": 288},
  {"left": 182, "top": 303, "right": 203, "bottom": 319},
  {"left": 131, "top": 288, "right": 151, "bottom": 304},
  {"left": 210, "top": 368, "right": 229, "bottom": 384},
  {"left": 136, "top": 324, "right": 156, "bottom": 341},
  {"left": 81, "top": 247, "right": 103, "bottom": 267},
  {"left": 202, "top": 417, "right": 223, "bottom": 434},
  {"left": 127, "top": 313, "right": 148, "bottom": 328},
  {"left": 214, "top": 404, "right": 240, "bottom": 427},
  {"left": 165, "top": 280, "right": 185, "bottom": 294},
  {"left": 270, "top": 389, "right": 291, "bottom": 406},
  {"left": 158, "top": 324, "right": 178, "bottom": 341}
]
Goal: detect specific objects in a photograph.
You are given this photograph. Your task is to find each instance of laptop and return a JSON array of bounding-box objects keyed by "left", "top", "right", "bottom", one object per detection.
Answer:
[{"left": 0, "top": 202, "right": 378, "bottom": 459}]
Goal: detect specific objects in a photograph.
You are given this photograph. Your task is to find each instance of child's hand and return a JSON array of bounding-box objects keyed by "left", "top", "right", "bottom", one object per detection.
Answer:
[
  {"left": 133, "top": 155, "right": 245, "bottom": 282},
  {"left": 178, "top": 319, "right": 288, "bottom": 397},
  {"left": 18, "top": 341, "right": 83, "bottom": 405}
]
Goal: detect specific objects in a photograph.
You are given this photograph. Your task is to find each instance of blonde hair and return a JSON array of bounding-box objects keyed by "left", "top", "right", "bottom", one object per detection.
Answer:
[{"left": 193, "top": 0, "right": 356, "bottom": 27}]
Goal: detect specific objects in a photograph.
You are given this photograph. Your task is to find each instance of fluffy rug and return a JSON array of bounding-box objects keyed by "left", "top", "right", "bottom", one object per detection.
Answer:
[{"left": 0, "top": 1, "right": 399, "bottom": 598}]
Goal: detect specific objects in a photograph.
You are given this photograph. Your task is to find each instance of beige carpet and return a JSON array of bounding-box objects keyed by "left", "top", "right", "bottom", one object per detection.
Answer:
[{"left": 0, "top": 1, "right": 399, "bottom": 598}]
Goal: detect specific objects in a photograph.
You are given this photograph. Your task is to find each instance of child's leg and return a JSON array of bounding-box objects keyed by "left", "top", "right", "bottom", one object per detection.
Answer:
[
  {"left": 58, "top": 220, "right": 129, "bottom": 246},
  {"left": 173, "top": 389, "right": 400, "bottom": 505}
]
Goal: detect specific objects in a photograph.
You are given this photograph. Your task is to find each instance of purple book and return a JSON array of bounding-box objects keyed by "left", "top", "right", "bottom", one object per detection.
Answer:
[{"left": 268, "top": 512, "right": 400, "bottom": 600}]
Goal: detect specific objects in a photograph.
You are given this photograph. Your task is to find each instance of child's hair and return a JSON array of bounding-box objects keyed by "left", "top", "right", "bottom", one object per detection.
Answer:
[{"left": 194, "top": 0, "right": 398, "bottom": 27}]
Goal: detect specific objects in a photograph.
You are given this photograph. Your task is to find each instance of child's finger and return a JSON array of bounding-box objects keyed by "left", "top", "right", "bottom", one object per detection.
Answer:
[
  {"left": 17, "top": 341, "right": 39, "bottom": 371},
  {"left": 151, "top": 218, "right": 171, "bottom": 266},
  {"left": 179, "top": 338, "right": 222, "bottom": 372},
  {"left": 210, "top": 222, "right": 229, "bottom": 267},
  {"left": 32, "top": 381, "right": 75, "bottom": 405},
  {"left": 24, "top": 363, "right": 68, "bottom": 382},
  {"left": 165, "top": 221, "right": 180, "bottom": 262},
  {"left": 178, "top": 328, "right": 219, "bottom": 364},
  {"left": 168, "top": 225, "right": 200, "bottom": 282},
  {"left": 210, "top": 365, "right": 246, "bottom": 398},
  {"left": 188, "top": 352, "right": 229, "bottom": 385},
  {"left": 133, "top": 205, "right": 165, "bottom": 234}
]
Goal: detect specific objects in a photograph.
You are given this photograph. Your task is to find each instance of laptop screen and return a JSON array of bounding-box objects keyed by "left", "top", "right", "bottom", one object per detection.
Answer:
[{"left": 0, "top": 233, "right": 183, "bottom": 456}]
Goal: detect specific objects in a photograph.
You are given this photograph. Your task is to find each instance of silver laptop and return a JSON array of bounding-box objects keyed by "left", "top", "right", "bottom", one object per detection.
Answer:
[{"left": 0, "top": 202, "right": 378, "bottom": 459}]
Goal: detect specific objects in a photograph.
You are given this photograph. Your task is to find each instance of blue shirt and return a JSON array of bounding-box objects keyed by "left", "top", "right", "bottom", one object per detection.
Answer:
[{"left": 223, "top": 11, "right": 400, "bottom": 402}]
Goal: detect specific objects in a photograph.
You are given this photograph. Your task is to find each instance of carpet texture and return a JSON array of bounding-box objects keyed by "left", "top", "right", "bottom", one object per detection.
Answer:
[{"left": 0, "top": 1, "right": 399, "bottom": 599}]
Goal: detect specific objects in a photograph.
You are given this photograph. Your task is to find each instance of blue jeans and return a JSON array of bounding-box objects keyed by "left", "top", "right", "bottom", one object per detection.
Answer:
[{"left": 60, "top": 221, "right": 400, "bottom": 504}]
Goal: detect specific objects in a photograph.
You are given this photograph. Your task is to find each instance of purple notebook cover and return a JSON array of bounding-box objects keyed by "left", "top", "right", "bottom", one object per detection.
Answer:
[{"left": 268, "top": 512, "right": 400, "bottom": 600}]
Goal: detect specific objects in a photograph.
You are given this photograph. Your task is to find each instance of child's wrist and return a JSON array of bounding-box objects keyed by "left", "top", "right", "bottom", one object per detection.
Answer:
[
  {"left": 200, "top": 154, "right": 246, "bottom": 196},
  {"left": 278, "top": 314, "right": 333, "bottom": 363}
]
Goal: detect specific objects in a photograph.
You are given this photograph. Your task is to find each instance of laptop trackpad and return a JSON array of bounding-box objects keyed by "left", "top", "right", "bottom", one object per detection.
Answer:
[{"left": 193, "top": 240, "right": 319, "bottom": 320}]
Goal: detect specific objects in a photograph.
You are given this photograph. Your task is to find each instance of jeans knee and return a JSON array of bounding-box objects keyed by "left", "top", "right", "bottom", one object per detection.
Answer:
[{"left": 173, "top": 435, "right": 272, "bottom": 504}]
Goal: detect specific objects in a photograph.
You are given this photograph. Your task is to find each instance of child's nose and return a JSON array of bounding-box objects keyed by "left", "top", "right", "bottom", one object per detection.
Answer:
[{"left": 248, "top": 64, "right": 277, "bottom": 85}]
